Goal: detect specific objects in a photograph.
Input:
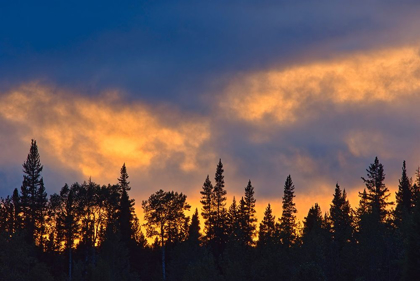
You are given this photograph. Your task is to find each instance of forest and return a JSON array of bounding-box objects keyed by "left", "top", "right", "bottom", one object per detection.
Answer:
[{"left": 1, "top": 139, "right": 420, "bottom": 281}]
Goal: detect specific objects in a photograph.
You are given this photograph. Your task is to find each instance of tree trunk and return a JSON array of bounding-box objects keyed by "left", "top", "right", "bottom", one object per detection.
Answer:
[
  {"left": 69, "top": 247, "right": 72, "bottom": 281},
  {"left": 161, "top": 230, "right": 166, "bottom": 280}
]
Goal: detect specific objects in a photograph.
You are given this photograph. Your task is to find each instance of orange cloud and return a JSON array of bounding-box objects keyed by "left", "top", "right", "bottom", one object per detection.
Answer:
[
  {"left": 0, "top": 83, "right": 210, "bottom": 183},
  {"left": 221, "top": 44, "right": 420, "bottom": 124}
]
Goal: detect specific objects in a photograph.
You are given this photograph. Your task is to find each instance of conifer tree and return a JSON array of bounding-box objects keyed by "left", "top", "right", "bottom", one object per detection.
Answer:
[
  {"left": 395, "top": 161, "right": 413, "bottom": 226},
  {"left": 303, "top": 203, "right": 323, "bottom": 239},
  {"left": 330, "top": 183, "right": 352, "bottom": 247},
  {"left": 200, "top": 175, "right": 214, "bottom": 243},
  {"left": 20, "top": 139, "right": 48, "bottom": 245},
  {"left": 412, "top": 167, "right": 420, "bottom": 206},
  {"left": 240, "top": 180, "right": 257, "bottom": 246},
  {"left": 227, "top": 197, "right": 241, "bottom": 244},
  {"left": 117, "top": 163, "right": 135, "bottom": 245},
  {"left": 212, "top": 159, "right": 228, "bottom": 252},
  {"left": 188, "top": 209, "right": 201, "bottom": 246},
  {"left": 258, "top": 203, "right": 276, "bottom": 246},
  {"left": 11, "top": 188, "right": 22, "bottom": 232},
  {"left": 402, "top": 198, "right": 420, "bottom": 280},
  {"left": 278, "top": 175, "right": 297, "bottom": 247},
  {"left": 356, "top": 189, "right": 368, "bottom": 220},
  {"left": 361, "top": 156, "right": 392, "bottom": 222}
]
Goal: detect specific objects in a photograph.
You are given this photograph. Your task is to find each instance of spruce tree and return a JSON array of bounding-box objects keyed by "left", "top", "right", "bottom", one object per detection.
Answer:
[
  {"left": 361, "top": 156, "right": 392, "bottom": 222},
  {"left": 241, "top": 180, "right": 257, "bottom": 246},
  {"left": 278, "top": 175, "right": 297, "bottom": 247},
  {"left": 20, "top": 139, "right": 48, "bottom": 245},
  {"left": 212, "top": 159, "right": 228, "bottom": 253},
  {"left": 258, "top": 204, "right": 276, "bottom": 246},
  {"left": 303, "top": 203, "right": 323, "bottom": 239},
  {"left": 117, "top": 163, "right": 135, "bottom": 245},
  {"left": 330, "top": 183, "right": 352, "bottom": 247},
  {"left": 227, "top": 197, "right": 242, "bottom": 244},
  {"left": 188, "top": 208, "right": 201, "bottom": 246},
  {"left": 395, "top": 161, "right": 413, "bottom": 226},
  {"left": 200, "top": 175, "right": 214, "bottom": 243},
  {"left": 412, "top": 167, "right": 420, "bottom": 206}
]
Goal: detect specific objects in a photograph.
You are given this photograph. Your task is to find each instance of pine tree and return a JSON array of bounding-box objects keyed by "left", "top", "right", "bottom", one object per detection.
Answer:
[
  {"left": 278, "top": 175, "right": 297, "bottom": 247},
  {"left": 187, "top": 209, "right": 201, "bottom": 246},
  {"left": 303, "top": 203, "right": 323, "bottom": 239},
  {"left": 412, "top": 167, "right": 420, "bottom": 206},
  {"left": 212, "top": 159, "right": 228, "bottom": 253},
  {"left": 330, "top": 183, "right": 352, "bottom": 247},
  {"left": 361, "top": 156, "right": 392, "bottom": 222},
  {"left": 227, "top": 197, "right": 242, "bottom": 244},
  {"left": 20, "top": 139, "right": 48, "bottom": 245},
  {"left": 117, "top": 163, "right": 135, "bottom": 245},
  {"left": 200, "top": 175, "right": 214, "bottom": 243},
  {"left": 240, "top": 180, "right": 257, "bottom": 246},
  {"left": 258, "top": 204, "right": 276, "bottom": 246},
  {"left": 395, "top": 161, "right": 413, "bottom": 226},
  {"left": 118, "top": 163, "right": 131, "bottom": 192}
]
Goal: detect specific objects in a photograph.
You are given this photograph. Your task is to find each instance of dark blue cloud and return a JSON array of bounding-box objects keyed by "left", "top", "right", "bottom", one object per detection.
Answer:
[{"left": 2, "top": 1, "right": 418, "bottom": 109}]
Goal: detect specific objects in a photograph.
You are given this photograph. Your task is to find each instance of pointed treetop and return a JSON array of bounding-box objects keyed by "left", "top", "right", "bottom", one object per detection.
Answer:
[{"left": 118, "top": 163, "right": 131, "bottom": 192}]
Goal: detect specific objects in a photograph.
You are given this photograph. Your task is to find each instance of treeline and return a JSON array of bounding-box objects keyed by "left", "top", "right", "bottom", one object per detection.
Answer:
[{"left": 1, "top": 140, "right": 420, "bottom": 281}]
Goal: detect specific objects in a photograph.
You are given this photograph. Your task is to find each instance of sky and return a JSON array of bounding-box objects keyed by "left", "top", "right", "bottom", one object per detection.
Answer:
[{"left": 2, "top": 1, "right": 420, "bottom": 222}]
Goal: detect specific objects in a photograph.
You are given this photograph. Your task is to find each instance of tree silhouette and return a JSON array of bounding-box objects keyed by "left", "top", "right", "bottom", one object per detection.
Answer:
[
  {"left": 330, "top": 183, "right": 352, "bottom": 247},
  {"left": 239, "top": 180, "right": 257, "bottom": 246},
  {"left": 117, "top": 163, "right": 136, "bottom": 246},
  {"left": 211, "top": 159, "right": 228, "bottom": 254},
  {"left": 200, "top": 175, "right": 214, "bottom": 243},
  {"left": 361, "top": 156, "right": 392, "bottom": 222},
  {"left": 258, "top": 203, "right": 276, "bottom": 247},
  {"left": 395, "top": 161, "right": 413, "bottom": 226},
  {"left": 278, "top": 175, "right": 297, "bottom": 247},
  {"left": 20, "top": 139, "right": 48, "bottom": 246},
  {"left": 142, "top": 189, "right": 190, "bottom": 280}
]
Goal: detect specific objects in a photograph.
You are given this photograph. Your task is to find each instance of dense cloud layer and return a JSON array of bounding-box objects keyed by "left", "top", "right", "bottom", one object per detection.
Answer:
[{"left": 2, "top": 2, "right": 420, "bottom": 220}]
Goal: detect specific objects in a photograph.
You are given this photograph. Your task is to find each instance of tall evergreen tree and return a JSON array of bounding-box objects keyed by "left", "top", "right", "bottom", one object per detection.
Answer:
[
  {"left": 227, "top": 197, "right": 242, "bottom": 244},
  {"left": 412, "top": 167, "right": 420, "bottom": 206},
  {"left": 240, "top": 180, "right": 257, "bottom": 246},
  {"left": 20, "top": 139, "right": 48, "bottom": 245},
  {"left": 212, "top": 159, "right": 228, "bottom": 253},
  {"left": 303, "top": 203, "right": 323, "bottom": 240},
  {"left": 258, "top": 203, "right": 276, "bottom": 246},
  {"left": 395, "top": 161, "right": 412, "bottom": 226},
  {"left": 117, "top": 163, "right": 135, "bottom": 245},
  {"left": 278, "top": 175, "right": 297, "bottom": 247},
  {"left": 330, "top": 183, "right": 352, "bottom": 247},
  {"left": 188, "top": 209, "right": 201, "bottom": 246},
  {"left": 200, "top": 175, "right": 214, "bottom": 243},
  {"left": 360, "top": 156, "right": 392, "bottom": 222}
]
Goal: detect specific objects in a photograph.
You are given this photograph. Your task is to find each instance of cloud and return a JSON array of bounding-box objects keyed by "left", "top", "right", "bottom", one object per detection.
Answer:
[
  {"left": 221, "top": 44, "right": 420, "bottom": 125},
  {"left": 0, "top": 83, "right": 210, "bottom": 186}
]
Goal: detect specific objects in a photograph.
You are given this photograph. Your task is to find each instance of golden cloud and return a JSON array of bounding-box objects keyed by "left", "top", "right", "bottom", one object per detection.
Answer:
[
  {"left": 0, "top": 83, "right": 210, "bottom": 182},
  {"left": 222, "top": 44, "right": 420, "bottom": 124}
]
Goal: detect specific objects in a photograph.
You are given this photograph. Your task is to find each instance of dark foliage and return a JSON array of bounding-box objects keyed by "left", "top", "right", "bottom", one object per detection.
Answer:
[{"left": 2, "top": 142, "right": 420, "bottom": 281}]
